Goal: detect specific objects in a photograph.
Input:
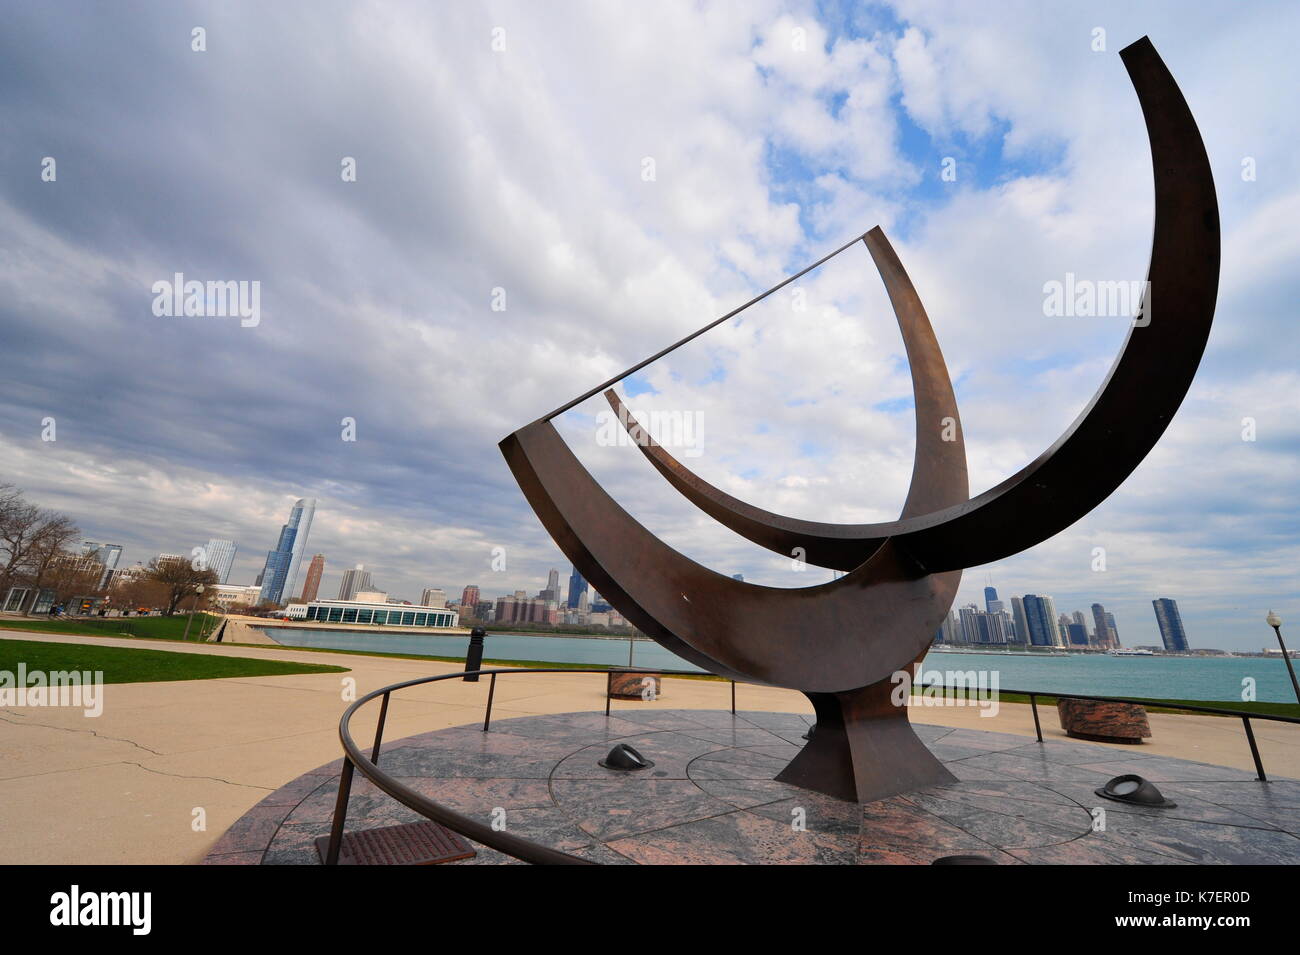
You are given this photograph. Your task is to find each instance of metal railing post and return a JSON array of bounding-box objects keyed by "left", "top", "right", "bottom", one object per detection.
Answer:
[
  {"left": 604, "top": 672, "right": 612, "bottom": 717},
  {"left": 482, "top": 673, "right": 497, "bottom": 731},
  {"left": 324, "top": 757, "right": 356, "bottom": 865},
  {"left": 1242, "top": 716, "right": 1267, "bottom": 781},
  {"left": 370, "top": 691, "right": 390, "bottom": 763},
  {"left": 730, "top": 681, "right": 736, "bottom": 715},
  {"left": 1030, "top": 693, "right": 1043, "bottom": 742},
  {"left": 464, "top": 628, "right": 486, "bottom": 682}
]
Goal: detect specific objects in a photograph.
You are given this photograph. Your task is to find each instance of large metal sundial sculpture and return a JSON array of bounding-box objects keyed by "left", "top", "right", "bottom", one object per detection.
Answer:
[{"left": 500, "top": 38, "right": 1219, "bottom": 803}]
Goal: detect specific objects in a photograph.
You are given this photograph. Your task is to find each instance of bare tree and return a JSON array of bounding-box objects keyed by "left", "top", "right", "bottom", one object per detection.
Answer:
[
  {"left": 113, "top": 574, "right": 170, "bottom": 614},
  {"left": 21, "top": 517, "right": 85, "bottom": 610},
  {"left": 147, "top": 557, "right": 218, "bottom": 615},
  {"left": 0, "top": 483, "right": 42, "bottom": 595},
  {"left": 0, "top": 485, "right": 82, "bottom": 607}
]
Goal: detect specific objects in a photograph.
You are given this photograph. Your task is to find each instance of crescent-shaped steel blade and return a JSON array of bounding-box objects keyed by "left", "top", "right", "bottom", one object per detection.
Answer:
[
  {"left": 500, "top": 419, "right": 958, "bottom": 693},
  {"left": 885, "top": 35, "right": 1220, "bottom": 571}
]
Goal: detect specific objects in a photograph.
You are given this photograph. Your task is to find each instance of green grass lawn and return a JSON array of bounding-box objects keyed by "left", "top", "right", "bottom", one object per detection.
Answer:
[
  {"left": 0, "top": 638, "right": 349, "bottom": 685},
  {"left": 0, "top": 614, "right": 218, "bottom": 641}
]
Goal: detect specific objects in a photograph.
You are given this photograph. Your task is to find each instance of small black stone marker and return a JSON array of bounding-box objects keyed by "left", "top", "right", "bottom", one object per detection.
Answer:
[
  {"left": 1095, "top": 774, "right": 1176, "bottom": 808},
  {"left": 463, "top": 627, "right": 487, "bottom": 682},
  {"left": 599, "top": 743, "right": 654, "bottom": 771}
]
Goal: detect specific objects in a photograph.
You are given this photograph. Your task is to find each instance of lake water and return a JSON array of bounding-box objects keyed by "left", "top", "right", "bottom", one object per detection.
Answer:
[{"left": 263, "top": 628, "right": 1299, "bottom": 704}]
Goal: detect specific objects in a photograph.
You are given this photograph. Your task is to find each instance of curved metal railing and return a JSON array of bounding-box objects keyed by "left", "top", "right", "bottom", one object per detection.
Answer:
[
  {"left": 325, "top": 665, "right": 1300, "bottom": 866},
  {"left": 326, "top": 666, "right": 711, "bottom": 865}
]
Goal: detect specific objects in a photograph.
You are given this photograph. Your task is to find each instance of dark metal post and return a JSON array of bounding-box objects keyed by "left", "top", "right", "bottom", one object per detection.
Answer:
[
  {"left": 1270, "top": 622, "right": 1300, "bottom": 704},
  {"left": 464, "top": 627, "right": 486, "bottom": 682},
  {"left": 1242, "top": 716, "right": 1267, "bottom": 781},
  {"left": 604, "top": 672, "right": 612, "bottom": 717},
  {"left": 324, "top": 757, "right": 356, "bottom": 866},
  {"left": 482, "top": 673, "right": 497, "bottom": 731},
  {"left": 1030, "top": 693, "right": 1043, "bottom": 742},
  {"left": 730, "top": 681, "right": 736, "bottom": 715},
  {"left": 370, "top": 692, "right": 390, "bottom": 763}
]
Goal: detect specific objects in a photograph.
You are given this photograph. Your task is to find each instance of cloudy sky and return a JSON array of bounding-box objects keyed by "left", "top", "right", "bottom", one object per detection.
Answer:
[{"left": 1, "top": 1, "right": 1295, "bottom": 650}]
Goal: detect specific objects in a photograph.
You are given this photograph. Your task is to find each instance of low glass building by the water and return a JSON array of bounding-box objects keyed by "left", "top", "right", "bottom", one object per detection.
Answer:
[{"left": 286, "top": 599, "right": 459, "bottom": 628}]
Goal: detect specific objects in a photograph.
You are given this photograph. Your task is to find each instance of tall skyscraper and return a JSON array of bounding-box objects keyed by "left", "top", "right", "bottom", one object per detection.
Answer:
[
  {"left": 567, "top": 566, "right": 587, "bottom": 609},
  {"left": 958, "top": 604, "right": 980, "bottom": 643},
  {"left": 299, "top": 554, "right": 325, "bottom": 601},
  {"left": 957, "top": 604, "right": 1011, "bottom": 644},
  {"left": 258, "top": 498, "right": 316, "bottom": 606},
  {"left": 1010, "top": 596, "right": 1030, "bottom": 644},
  {"left": 82, "top": 542, "right": 122, "bottom": 589},
  {"left": 1152, "top": 598, "right": 1190, "bottom": 652},
  {"left": 420, "top": 588, "right": 447, "bottom": 608},
  {"left": 338, "top": 564, "right": 372, "bottom": 601},
  {"left": 460, "top": 585, "right": 480, "bottom": 612},
  {"left": 1021, "top": 594, "right": 1062, "bottom": 647},
  {"left": 1057, "top": 613, "right": 1073, "bottom": 645},
  {"left": 541, "top": 568, "right": 560, "bottom": 602},
  {"left": 202, "top": 539, "right": 237, "bottom": 584},
  {"left": 983, "top": 586, "right": 1004, "bottom": 613},
  {"left": 1091, "top": 603, "right": 1119, "bottom": 649}
]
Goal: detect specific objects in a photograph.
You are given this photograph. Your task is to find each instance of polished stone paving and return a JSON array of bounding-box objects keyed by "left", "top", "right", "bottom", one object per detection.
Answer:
[{"left": 203, "top": 709, "right": 1300, "bottom": 865}]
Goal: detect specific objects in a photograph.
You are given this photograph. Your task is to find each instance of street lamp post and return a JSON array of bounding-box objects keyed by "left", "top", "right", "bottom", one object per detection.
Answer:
[
  {"left": 182, "top": 584, "right": 206, "bottom": 641},
  {"left": 1266, "top": 611, "right": 1300, "bottom": 704}
]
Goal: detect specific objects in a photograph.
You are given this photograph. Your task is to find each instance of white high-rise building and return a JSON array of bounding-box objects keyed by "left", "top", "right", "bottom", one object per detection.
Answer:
[
  {"left": 203, "top": 539, "right": 237, "bottom": 583},
  {"left": 282, "top": 498, "right": 316, "bottom": 602},
  {"left": 338, "top": 564, "right": 372, "bottom": 601},
  {"left": 82, "top": 541, "right": 122, "bottom": 588}
]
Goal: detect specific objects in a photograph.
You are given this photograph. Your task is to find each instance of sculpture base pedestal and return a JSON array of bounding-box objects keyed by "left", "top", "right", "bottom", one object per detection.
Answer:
[{"left": 774, "top": 685, "right": 955, "bottom": 803}]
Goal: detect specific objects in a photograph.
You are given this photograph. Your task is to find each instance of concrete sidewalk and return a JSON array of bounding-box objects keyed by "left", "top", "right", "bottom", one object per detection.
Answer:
[{"left": 2, "top": 629, "right": 1297, "bottom": 864}]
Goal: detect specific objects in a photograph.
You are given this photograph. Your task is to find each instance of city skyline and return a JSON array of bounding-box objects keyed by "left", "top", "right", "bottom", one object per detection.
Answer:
[
  {"left": 9, "top": 498, "right": 1278, "bottom": 651},
  {"left": 1, "top": 4, "right": 1294, "bottom": 650}
]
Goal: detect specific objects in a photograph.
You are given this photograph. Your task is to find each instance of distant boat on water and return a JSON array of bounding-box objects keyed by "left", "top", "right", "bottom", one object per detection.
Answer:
[{"left": 1106, "top": 647, "right": 1155, "bottom": 657}]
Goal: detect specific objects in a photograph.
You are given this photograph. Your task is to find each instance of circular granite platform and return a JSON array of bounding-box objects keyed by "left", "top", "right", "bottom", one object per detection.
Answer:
[{"left": 204, "top": 709, "right": 1300, "bottom": 865}]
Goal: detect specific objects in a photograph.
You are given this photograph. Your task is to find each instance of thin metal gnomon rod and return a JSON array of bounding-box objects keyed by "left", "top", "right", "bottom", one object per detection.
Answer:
[{"left": 536, "top": 231, "right": 870, "bottom": 424}]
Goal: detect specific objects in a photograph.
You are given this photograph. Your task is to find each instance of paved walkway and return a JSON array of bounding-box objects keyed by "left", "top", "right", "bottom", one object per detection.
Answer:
[{"left": 2, "top": 629, "right": 1297, "bottom": 864}]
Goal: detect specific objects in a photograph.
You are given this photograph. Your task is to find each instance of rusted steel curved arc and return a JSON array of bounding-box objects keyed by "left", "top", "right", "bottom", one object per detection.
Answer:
[
  {"left": 500, "top": 420, "right": 958, "bottom": 693},
  {"left": 885, "top": 36, "right": 1220, "bottom": 571},
  {"left": 603, "top": 225, "right": 968, "bottom": 571},
  {"left": 604, "top": 36, "right": 1217, "bottom": 575}
]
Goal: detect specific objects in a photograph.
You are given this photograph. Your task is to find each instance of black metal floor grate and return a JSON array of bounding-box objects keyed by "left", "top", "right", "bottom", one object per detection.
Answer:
[{"left": 315, "top": 821, "right": 476, "bottom": 865}]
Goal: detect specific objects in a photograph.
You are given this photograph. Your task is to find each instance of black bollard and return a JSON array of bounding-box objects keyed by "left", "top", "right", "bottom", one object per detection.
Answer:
[{"left": 463, "top": 627, "right": 486, "bottom": 682}]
